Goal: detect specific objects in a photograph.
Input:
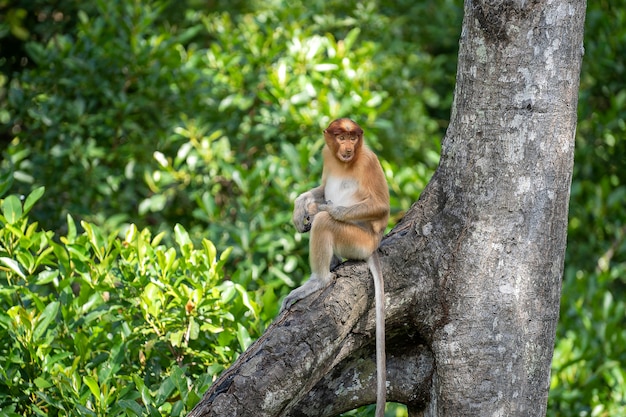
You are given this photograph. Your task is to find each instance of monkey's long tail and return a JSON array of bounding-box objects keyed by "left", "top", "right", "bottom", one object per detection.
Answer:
[{"left": 368, "top": 251, "right": 386, "bottom": 417}]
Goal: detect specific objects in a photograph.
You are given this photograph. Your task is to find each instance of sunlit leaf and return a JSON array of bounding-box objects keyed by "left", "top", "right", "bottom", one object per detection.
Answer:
[
  {"left": 174, "top": 223, "right": 192, "bottom": 249},
  {"left": 23, "top": 186, "right": 45, "bottom": 216},
  {"left": 2, "top": 195, "right": 22, "bottom": 225},
  {"left": 83, "top": 376, "right": 101, "bottom": 400},
  {"left": 236, "top": 323, "right": 252, "bottom": 351},
  {"left": 33, "top": 301, "right": 59, "bottom": 341},
  {"left": 0, "top": 257, "right": 26, "bottom": 279}
]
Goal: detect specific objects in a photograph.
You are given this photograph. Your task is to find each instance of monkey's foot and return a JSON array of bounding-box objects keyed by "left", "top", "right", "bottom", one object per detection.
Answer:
[{"left": 280, "top": 277, "right": 328, "bottom": 313}]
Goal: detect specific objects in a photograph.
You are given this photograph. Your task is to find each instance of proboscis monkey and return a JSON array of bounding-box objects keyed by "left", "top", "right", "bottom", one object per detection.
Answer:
[{"left": 282, "top": 118, "right": 390, "bottom": 417}]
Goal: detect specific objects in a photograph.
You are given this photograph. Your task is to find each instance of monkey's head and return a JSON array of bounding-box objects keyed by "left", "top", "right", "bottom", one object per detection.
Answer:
[{"left": 323, "top": 118, "right": 364, "bottom": 164}]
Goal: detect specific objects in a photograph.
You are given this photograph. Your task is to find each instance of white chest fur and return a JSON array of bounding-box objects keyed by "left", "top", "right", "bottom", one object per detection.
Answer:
[{"left": 325, "top": 175, "right": 359, "bottom": 206}]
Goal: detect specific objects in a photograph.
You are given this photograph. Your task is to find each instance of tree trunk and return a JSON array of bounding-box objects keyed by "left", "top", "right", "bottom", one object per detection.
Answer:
[{"left": 188, "top": 1, "right": 586, "bottom": 416}]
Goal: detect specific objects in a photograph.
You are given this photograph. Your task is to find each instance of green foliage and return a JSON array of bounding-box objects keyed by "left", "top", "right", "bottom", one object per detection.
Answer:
[
  {"left": 2, "top": 0, "right": 443, "bottom": 328},
  {"left": 0, "top": 1, "right": 449, "bottom": 414},
  {"left": 6, "top": 0, "right": 206, "bottom": 227},
  {"left": 0, "top": 2, "right": 448, "bottom": 414},
  {"left": 3, "top": 0, "right": 443, "bottom": 229},
  {"left": 548, "top": 1, "right": 626, "bottom": 416},
  {"left": 0, "top": 188, "right": 256, "bottom": 416},
  {"left": 1, "top": 0, "right": 624, "bottom": 415}
]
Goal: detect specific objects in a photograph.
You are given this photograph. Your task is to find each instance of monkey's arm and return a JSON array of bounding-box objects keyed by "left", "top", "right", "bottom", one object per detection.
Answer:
[
  {"left": 319, "top": 155, "right": 389, "bottom": 225},
  {"left": 292, "top": 185, "right": 326, "bottom": 233},
  {"left": 318, "top": 189, "right": 389, "bottom": 225}
]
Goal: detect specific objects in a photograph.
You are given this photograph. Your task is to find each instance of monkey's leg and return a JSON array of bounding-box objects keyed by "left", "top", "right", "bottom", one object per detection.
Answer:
[
  {"left": 330, "top": 255, "right": 342, "bottom": 270},
  {"left": 281, "top": 213, "right": 336, "bottom": 312}
]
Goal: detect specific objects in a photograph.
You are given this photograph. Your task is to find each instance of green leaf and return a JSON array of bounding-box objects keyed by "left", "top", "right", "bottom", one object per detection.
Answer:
[
  {"left": 236, "top": 323, "right": 252, "bottom": 351},
  {"left": 155, "top": 376, "right": 176, "bottom": 405},
  {"left": 142, "top": 283, "right": 164, "bottom": 317},
  {"left": 82, "top": 221, "right": 106, "bottom": 260},
  {"left": 66, "top": 214, "right": 77, "bottom": 242},
  {"left": 2, "top": 195, "right": 22, "bottom": 225},
  {"left": 23, "top": 186, "right": 45, "bottom": 216},
  {"left": 34, "top": 246, "right": 55, "bottom": 271},
  {"left": 313, "top": 63, "right": 338, "bottom": 72},
  {"left": 187, "top": 316, "right": 200, "bottom": 340},
  {"left": 151, "top": 231, "right": 167, "bottom": 246},
  {"left": 234, "top": 283, "right": 258, "bottom": 318},
  {"left": 34, "top": 377, "right": 53, "bottom": 389},
  {"left": 125, "top": 223, "right": 138, "bottom": 243},
  {"left": 202, "top": 239, "right": 217, "bottom": 263},
  {"left": 33, "top": 301, "right": 59, "bottom": 341},
  {"left": 153, "top": 151, "right": 169, "bottom": 168},
  {"left": 0, "top": 257, "right": 26, "bottom": 279},
  {"left": 200, "top": 322, "right": 223, "bottom": 333},
  {"left": 217, "top": 246, "right": 233, "bottom": 271},
  {"left": 219, "top": 281, "right": 236, "bottom": 304},
  {"left": 174, "top": 223, "right": 192, "bottom": 250},
  {"left": 16, "top": 250, "right": 35, "bottom": 274},
  {"left": 171, "top": 400, "right": 184, "bottom": 417},
  {"left": 156, "top": 247, "right": 177, "bottom": 276},
  {"left": 118, "top": 400, "right": 144, "bottom": 416},
  {"left": 169, "top": 365, "right": 188, "bottom": 397},
  {"left": 83, "top": 375, "right": 101, "bottom": 399},
  {"left": 343, "top": 27, "right": 361, "bottom": 52},
  {"left": 7, "top": 306, "right": 30, "bottom": 328}
]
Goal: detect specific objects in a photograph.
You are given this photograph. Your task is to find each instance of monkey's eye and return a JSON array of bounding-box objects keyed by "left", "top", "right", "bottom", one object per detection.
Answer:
[{"left": 337, "top": 135, "right": 345, "bottom": 142}]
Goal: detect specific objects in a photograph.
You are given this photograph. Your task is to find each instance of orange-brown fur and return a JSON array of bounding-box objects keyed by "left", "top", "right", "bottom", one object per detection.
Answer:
[{"left": 282, "top": 118, "right": 390, "bottom": 416}]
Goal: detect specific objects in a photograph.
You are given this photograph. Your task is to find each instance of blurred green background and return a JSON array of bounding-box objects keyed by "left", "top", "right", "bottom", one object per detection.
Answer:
[{"left": 0, "top": 0, "right": 623, "bottom": 416}]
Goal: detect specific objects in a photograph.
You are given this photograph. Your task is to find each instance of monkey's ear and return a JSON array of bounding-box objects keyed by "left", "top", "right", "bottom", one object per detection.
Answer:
[{"left": 323, "top": 129, "right": 328, "bottom": 134}]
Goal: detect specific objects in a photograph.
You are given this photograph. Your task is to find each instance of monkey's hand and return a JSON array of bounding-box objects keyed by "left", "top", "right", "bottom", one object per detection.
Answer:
[
  {"left": 321, "top": 199, "right": 387, "bottom": 225},
  {"left": 293, "top": 192, "right": 319, "bottom": 233},
  {"left": 316, "top": 200, "right": 333, "bottom": 212},
  {"left": 318, "top": 202, "right": 349, "bottom": 221}
]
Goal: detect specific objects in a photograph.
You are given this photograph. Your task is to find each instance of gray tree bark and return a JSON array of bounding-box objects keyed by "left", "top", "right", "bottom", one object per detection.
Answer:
[{"left": 188, "top": 0, "right": 586, "bottom": 416}]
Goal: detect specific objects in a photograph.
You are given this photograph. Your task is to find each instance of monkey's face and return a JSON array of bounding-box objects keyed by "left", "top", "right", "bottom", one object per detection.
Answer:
[
  {"left": 324, "top": 118, "right": 364, "bottom": 163},
  {"left": 333, "top": 134, "right": 359, "bottom": 162}
]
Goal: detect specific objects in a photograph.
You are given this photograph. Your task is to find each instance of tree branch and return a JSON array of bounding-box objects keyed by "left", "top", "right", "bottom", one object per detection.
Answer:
[{"left": 188, "top": 172, "right": 451, "bottom": 417}]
